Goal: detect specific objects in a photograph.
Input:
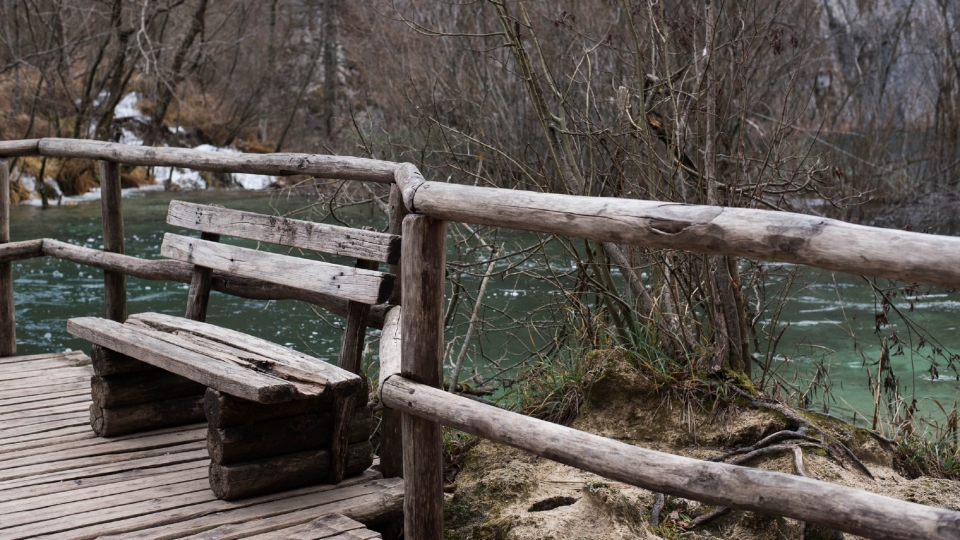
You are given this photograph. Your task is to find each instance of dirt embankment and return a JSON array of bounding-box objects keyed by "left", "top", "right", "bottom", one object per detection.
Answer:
[{"left": 444, "top": 352, "right": 960, "bottom": 539}]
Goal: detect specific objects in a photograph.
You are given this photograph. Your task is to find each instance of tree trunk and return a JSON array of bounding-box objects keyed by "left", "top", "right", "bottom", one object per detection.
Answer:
[
  {"left": 321, "top": 0, "right": 339, "bottom": 139},
  {"left": 147, "top": 0, "right": 208, "bottom": 145}
]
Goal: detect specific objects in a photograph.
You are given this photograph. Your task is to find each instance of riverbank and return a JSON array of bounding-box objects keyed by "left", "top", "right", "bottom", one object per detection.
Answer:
[{"left": 443, "top": 351, "right": 960, "bottom": 539}]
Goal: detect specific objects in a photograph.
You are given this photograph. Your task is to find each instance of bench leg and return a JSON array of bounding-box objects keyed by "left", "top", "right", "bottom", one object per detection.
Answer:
[
  {"left": 89, "top": 345, "right": 206, "bottom": 437},
  {"left": 204, "top": 388, "right": 374, "bottom": 500}
]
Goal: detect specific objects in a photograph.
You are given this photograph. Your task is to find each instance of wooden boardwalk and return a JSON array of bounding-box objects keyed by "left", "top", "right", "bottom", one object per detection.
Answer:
[{"left": 0, "top": 351, "right": 402, "bottom": 540}]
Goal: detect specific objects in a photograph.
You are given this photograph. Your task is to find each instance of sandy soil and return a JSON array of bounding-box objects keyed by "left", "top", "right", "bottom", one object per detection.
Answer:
[{"left": 443, "top": 351, "right": 960, "bottom": 539}]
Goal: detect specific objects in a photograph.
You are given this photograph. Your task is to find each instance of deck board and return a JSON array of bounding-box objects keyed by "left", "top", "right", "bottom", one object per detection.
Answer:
[{"left": 0, "top": 350, "right": 402, "bottom": 540}]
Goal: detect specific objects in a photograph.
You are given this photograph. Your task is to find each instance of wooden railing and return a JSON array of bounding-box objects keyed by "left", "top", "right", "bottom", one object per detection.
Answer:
[{"left": 2, "top": 138, "right": 960, "bottom": 540}]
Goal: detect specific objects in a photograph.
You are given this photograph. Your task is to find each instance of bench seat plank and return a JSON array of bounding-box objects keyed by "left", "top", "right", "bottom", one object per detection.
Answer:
[
  {"left": 161, "top": 234, "right": 394, "bottom": 305},
  {"left": 129, "top": 312, "right": 360, "bottom": 393},
  {"left": 168, "top": 201, "right": 401, "bottom": 264},
  {"left": 67, "top": 318, "right": 301, "bottom": 404}
]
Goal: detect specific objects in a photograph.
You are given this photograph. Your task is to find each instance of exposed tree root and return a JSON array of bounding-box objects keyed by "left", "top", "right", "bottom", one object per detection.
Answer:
[
  {"left": 708, "top": 428, "right": 821, "bottom": 462},
  {"left": 684, "top": 388, "right": 877, "bottom": 534},
  {"left": 650, "top": 492, "right": 665, "bottom": 527},
  {"left": 727, "top": 442, "right": 824, "bottom": 467},
  {"left": 729, "top": 386, "right": 874, "bottom": 480},
  {"left": 684, "top": 506, "right": 732, "bottom": 530},
  {"left": 793, "top": 446, "right": 809, "bottom": 478}
]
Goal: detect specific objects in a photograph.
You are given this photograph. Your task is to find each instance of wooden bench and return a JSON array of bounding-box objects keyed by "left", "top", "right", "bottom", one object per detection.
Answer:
[{"left": 66, "top": 201, "right": 400, "bottom": 500}]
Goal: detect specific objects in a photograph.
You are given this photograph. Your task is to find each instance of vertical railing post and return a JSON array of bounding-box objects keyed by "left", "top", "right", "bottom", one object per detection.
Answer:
[
  {"left": 99, "top": 160, "right": 127, "bottom": 322},
  {"left": 380, "top": 184, "right": 409, "bottom": 479},
  {"left": 400, "top": 214, "right": 446, "bottom": 539},
  {"left": 0, "top": 160, "right": 15, "bottom": 357}
]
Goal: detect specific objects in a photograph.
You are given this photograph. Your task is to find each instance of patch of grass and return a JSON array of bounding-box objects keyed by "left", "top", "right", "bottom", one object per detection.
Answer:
[
  {"left": 444, "top": 428, "right": 479, "bottom": 486},
  {"left": 501, "top": 348, "right": 593, "bottom": 425},
  {"left": 896, "top": 432, "right": 960, "bottom": 479}
]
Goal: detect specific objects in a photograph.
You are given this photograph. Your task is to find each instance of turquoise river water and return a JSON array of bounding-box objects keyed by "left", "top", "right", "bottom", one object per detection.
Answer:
[{"left": 7, "top": 190, "right": 960, "bottom": 432}]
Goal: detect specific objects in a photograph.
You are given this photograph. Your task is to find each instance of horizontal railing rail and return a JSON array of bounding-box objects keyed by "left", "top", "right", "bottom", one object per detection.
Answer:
[
  {"left": 3, "top": 140, "right": 960, "bottom": 540},
  {"left": 394, "top": 163, "right": 960, "bottom": 289},
  {"left": 0, "top": 238, "right": 389, "bottom": 328},
  {"left": 0, "top": 138, "right": 397, "bottom": 183}
]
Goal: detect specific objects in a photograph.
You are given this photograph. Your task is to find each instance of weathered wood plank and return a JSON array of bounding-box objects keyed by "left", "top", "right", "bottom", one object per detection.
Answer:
[
  {"left": 0, "top": 378, "right": 89, "bottom": 396},
  {"left": 67, "top": 317, "right": 299, "bottom": 403},
  {"left": 89, "top": 474, "right": 397, "bottom": 540},
  {"left": 161, "top": 234, "right": 394, "bottom": 305},
  {"left": 0, "top": 350, "right": 88, "bottom": 365},
  {"left": 0, "top": 440, "right": 203, "bottom": 483},
  {"left": 326, "top": 531, "right": 382, "bottom": 540},
  {"left": 100, "top": 160, "right": 127, "bottom": 322},
  {"left": 40, "top": 240, "right": 389, "bottom": 328},
  {"left": 0, "top": 461, "right": 205, "bottom": 506},
  {"left": 0, "top": 390, "right": 89, "bottom": 411},
  {"left": 0, "top": 380, "right": 89, "bottom": 400},
  {"left": 0, "top": 429, "right": 93, "bottom": 457},
  {"left": 174, "top": 495, "right": 397, "bottom": 540},
  {"left": 209, "top": 407, "right": 371, "bottom": 464},
  {"left": 0, "top": 409, "right": 87, "bottom": 429},
  {"left": 0, "top": 448, "right": 208, "bottom": 492},
  {"left": 122, "top": 321, "right": 327, "bottom": 398},
  {"left": 0, "top": 239, "right": 44, "bottom": 263},
  {"left": 0, "top": 425, "right": 205, "bottom": 464},
  {"left": 90, "top": 396, "right": 206, "bottom": 437},
  {"left": 383, "top": 376, "right": 960, "bottom": 540},
  {"left": 0, "top": 479, "right": 214, "bottom": 539},
  {"left": 169, "top": 201, "right": 401, "bottom": 264},
  {"left": 0, "top": 465, "right": 207, "bottom": 515},
  {"left": 0, "top": 411, "right": 86, "bottom": 432},
  {"left": 0, "top": 478, "right": 211, "bottom": 530},
  {"left": 0, "top": 425, "right": 92, "bottom": 450},
  {"left": 35, "top": 138, "right": 398, "bottom": 182},
  {"left": 240, "top": 513, "right": 368, "bottom": 540},
  {"left": 92, "top": 370, "right": 207, "bottom": 408},
  {"left": 399, "top": 214, "right": 446, "bottom": 540},
  {"left": 0, "top": 160, "right": 14, "bottom": 356},
  {"left": 0, "top": 365, "right": 92, "bottom": 382},
  {"left": 0, "top": 353, "right": 90, "bottom": 373},
  {"left": 209, "top": 441, "right": 373, "bottom": 500},
  {"left": 130, "top": 312, "right": 361, "bottom": 392},
  {"left": 0, "top": 400, "right": 89, "bottom": 421},
  {"left": 399, "top": 174, "right": 960, "bottom": 289}
]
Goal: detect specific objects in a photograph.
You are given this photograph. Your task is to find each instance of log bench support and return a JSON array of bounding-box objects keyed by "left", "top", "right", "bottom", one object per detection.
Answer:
[
  {"left": 204, "top": 388, "right": 374, "bottom": 500},
  {"left": 70, "top": 313, "right": 372, "bottom": 500},
  {"left": 88, "top": 345, "right": 205, "bottom": 437}
]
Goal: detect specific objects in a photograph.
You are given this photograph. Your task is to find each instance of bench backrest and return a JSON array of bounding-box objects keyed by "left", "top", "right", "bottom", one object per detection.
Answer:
[
  {"left": 160, "top": 200, "right": 399, "bottom": 376},
  {"left": 162, "top": 201, "right": 398, "bottom": 305}
]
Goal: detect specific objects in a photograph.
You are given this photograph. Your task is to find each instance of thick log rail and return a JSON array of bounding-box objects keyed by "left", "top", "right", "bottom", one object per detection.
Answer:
[{"left": 2, "top": 139, "right": 960, "bottom": 540}]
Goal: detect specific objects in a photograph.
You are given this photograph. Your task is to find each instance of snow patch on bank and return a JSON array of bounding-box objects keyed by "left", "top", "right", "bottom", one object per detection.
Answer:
[
  {"left": 14, "top": 92, "right": 278, "bottom": 203},
  {"left": 114, "top": 92, "right": 146, "bottom": 121}
]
